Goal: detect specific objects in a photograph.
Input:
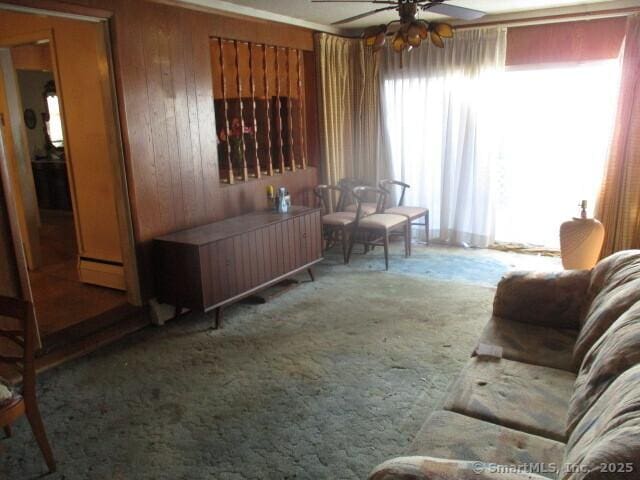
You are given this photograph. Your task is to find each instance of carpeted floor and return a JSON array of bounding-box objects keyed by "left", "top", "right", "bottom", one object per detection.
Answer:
[{"left": 0, "top": 245, "right": 559, "bottom": 479}]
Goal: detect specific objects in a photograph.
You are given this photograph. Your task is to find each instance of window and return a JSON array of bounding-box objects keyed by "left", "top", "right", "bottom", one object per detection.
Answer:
[
  {"left": 495, "top": 60, "right": 621, "bottom": 248},
  {"left": 45, "top": 93, "right": 63, "bottom": 148}
]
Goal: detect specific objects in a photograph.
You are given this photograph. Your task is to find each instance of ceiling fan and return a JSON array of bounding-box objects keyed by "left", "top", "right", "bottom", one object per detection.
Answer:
[{"left": 311, "top": 0, "right": 487, "bottom": 53}]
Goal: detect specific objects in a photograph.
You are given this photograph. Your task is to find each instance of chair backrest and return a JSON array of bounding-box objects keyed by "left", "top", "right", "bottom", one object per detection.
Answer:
[
  {"left": 339, "top": 177, "right": 372, "bottom": 208},
  {"left": 0, "top": 296, "right": 36, "bottom": 396},
  {"left": 379, "top": 179, "right": 411, "bottom": 207},
  {"left": 314, "top": 185, "right": 347, "bottom": 214},
  {"left": 352, "top": 186, "right": 388, "bottom": 223}
]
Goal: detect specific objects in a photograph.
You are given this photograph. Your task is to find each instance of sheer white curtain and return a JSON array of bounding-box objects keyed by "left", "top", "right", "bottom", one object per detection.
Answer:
[{"left": 380, "top": 28, "right": 506, "bottom": 247}]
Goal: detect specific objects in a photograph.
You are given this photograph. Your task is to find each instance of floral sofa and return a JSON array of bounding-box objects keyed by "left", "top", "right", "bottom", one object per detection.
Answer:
[{"left": 369, "top": 250, "right": 640, "bottom": 480}]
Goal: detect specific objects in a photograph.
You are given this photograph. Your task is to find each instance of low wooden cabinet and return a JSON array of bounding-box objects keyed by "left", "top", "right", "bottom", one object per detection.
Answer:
[{"left": 154, "top": 206, "right": 322, "bottom": 326}]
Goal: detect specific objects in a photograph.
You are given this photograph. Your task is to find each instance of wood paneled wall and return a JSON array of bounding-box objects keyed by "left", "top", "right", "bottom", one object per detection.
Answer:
[{"left": 1, "top": 0, "right": 322, "bottom": 298}]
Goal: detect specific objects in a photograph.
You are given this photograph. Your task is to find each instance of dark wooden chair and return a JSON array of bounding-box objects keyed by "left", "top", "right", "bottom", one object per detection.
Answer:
[
  {"left": 347, "top": 186, "right": 410, "bottom": 270},
  {"left": 315, "top": 184, "right": 358, "bottom": 264},
  {"left": 339, "top": 178, "right": 378, "bottom": 217},
  {"left": 0, "top": 296, "right": 56, "bottom": 473},
  {"left": 380, "top": 179, "right": 430, "bottom": 248}
]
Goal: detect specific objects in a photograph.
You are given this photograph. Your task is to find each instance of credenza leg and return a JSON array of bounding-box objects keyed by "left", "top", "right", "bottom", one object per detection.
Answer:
[
  {"left": 307, "top": 268, "right": 315, "bottom": 282},
  {"left": 214, "top": 307, "right": 223, "bottom": 329},
  {"left": 173, "top": 303, "right": 182, "bottom": 321}
]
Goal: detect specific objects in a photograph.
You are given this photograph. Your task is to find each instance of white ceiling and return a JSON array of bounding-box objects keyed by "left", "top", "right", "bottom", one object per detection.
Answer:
[{"left": 181, "top": 0, "right": 636, "bottom": 32}]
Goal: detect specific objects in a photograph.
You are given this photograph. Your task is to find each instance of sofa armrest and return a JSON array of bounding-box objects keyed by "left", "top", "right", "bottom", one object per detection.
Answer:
[
  {"left": 368, "top": 457, "right": 550, "bottom": 480},
  {"left": 492, "top": 270, "right": 590, "bottom": 329}
]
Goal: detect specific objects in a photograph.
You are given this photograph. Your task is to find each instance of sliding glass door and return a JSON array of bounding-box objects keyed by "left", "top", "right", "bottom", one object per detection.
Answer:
[{"left": 495, "top": 60, "right": 621, "bottom": 248}]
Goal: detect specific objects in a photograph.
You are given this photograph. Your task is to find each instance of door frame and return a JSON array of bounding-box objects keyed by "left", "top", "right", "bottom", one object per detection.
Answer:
[
  {"left": 0, "top": 8, "right": 142, "bottom": 307},
  {"left": 0, "top": 108, "right": 40, "bottom": 344},
  {"left": 0, "top": 44, "right": 42, "bottom": 270}
]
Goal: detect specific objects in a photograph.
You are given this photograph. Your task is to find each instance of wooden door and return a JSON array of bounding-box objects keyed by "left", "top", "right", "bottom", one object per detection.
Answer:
[
  {"left": 0, "top": 48, "right": 41, "bottom": 270},
  {"left": 0, "top": 10, "right": 142, "bottom": 305},
  {"left": 0, "top": 114, "right": 41, "bottom": 345}
]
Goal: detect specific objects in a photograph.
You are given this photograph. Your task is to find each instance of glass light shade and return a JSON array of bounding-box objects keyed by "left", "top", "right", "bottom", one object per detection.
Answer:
[
  {"left": 417, "top": 22, "right": 429, "bottom": 39},
  {"left": 407, "top": 22, "right": 422, "bottom": 47},
  {"left": 373, "top": 31, "right": 386, "bottom": 51},
  {"left": 392, "top": 31, "right": 406, "bottom": 52},
  {"left": 433, "top": 22, "right": 454, "bottom": 38},
  {"left": 430, "top": 31, "right": 444, "bottom": 48}
]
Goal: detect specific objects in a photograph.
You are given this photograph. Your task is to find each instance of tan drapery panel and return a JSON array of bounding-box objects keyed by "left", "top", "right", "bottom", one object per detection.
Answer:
[
  {"left": 596, "top": 15, "right": 640, "bottom": 256},
  {"left": 315, "top": 33, "right": 387, "bottom": 186}
]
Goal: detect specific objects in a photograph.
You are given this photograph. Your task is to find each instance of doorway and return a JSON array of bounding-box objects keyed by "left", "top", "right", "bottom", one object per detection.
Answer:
[{"left": 0, "top": 8, "right": 142, "bottom": 349}]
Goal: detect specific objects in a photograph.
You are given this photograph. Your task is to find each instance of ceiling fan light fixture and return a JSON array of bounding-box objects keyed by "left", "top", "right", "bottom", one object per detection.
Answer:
[{"left": 346, "top": 0, "right": 475, "bottom": 55}]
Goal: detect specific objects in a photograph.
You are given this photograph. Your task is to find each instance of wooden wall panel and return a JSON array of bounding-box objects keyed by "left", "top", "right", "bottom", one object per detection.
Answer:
[
  {"left": 506, "top": 17, "right": 626, "bottom": 66},
  {"left": 3, "top": 0, "right": 321, "bottom": 299}
]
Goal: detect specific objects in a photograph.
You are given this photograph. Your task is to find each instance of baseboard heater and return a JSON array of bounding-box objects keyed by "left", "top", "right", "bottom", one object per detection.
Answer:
[{"left": 78, "top": 257, "right": 126, "bottom": 291}]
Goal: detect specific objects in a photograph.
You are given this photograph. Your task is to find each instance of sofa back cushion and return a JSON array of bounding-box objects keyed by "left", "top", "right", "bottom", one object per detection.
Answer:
[
  {"left": 567, "top": 300, "right": 640, "bottom": 434},
  {"left": 572, "top": 251, "right": 640, "bottom": 368},
  {"left": 562, "top": 365, "right": 640, "bottom": 479},
  {"left": 583, "top": 251, "right": 640, "bottom": 312},
  {"left": 493, "top": 269, "right": 591, "bottom": 329}
]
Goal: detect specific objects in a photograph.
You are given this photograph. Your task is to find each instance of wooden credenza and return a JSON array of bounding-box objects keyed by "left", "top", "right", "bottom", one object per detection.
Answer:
[{"left": 154, "top": 206, "right": 322, "bottom": 326}]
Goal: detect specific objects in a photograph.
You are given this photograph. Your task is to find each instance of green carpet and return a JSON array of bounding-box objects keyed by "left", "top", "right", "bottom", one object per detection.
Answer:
[{"left": 1, "top": 246, "right": 557, "bottom": 479}]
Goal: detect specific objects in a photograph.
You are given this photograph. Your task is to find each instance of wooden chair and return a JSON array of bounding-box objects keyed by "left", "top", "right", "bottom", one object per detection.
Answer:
[
  {"left": 380, "top": 179, "right": 430, "bottom": 248},
  {"left": 347, "top": 186, "right": 410, "bottom": 270},
  {"left": 315, "top": 184, "right": 357, "bottom": 264},
  {"left": 0, "top": 296, "right": 56, "bottom": 473},
  {"left": 338, "top": 178, "right": 378, "bottom": 217}
]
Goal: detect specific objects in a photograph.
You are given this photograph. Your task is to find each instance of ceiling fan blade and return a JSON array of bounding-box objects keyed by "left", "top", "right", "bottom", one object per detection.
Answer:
[
  {"left": 312, "top": 1, "right": 395, "bottom": 3},
  {"left": 331, "top": 6, "right": 397, "bottom": 26},
  {"left": 424, "top": 3, "right": 486, "bottom": 21}
]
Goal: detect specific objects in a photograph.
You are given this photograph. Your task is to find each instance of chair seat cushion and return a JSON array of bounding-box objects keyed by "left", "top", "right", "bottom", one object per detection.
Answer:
[
  {"left": 410, "top": 410, "right": 565, "bottom": 478},
  {"left": 443, "top": 357, "right": 575, "bottom": 442},
  {"left": 385, "top": 206, "right": 428, "bottom": 219},
  {"left": 0, "top": 378, "right": 15, "bottom": 407},
  {"left": 477, "top": 316, "right": 578, "bottom": 372},
  {"left": 359, "top": 213, "right": 407, "bottom": 230},
  {"left": 322, "top": 212, "right": 357, "bottom": 226},
  {"left": 345, "top": 202, "right": 377, "bottom": 216}
]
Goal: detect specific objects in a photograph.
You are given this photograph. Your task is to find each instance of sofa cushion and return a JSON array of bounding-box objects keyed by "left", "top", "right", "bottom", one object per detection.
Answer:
[
  {"left": 583, "top": 250, "right": 640, "bottom": 314},
  {"left": 410, "top": 410, "right": 565, "bottom": 478},
  {"left": 478, "top": 316, "right": 577, "bottom": 372},
  {"left": 572, "top": 277, "right": 640, "bottom": 369},
  {"left": 369, "top": 456, "right": 552, "bottom": 480},
  {"left": 493, "top": 270, "right": 591, "bottom": 330},
  {"left": 562, "top": 365, "right": 640, "bottom": 480},
  {"left": 567, "top": 300, "right": 640, "bottom": 435},
  {"left": 443, "top": 357, "right": 575, "bottom": 442},
  {"left": 0, "top": 378, "right": 13, "bottom": 405}
]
